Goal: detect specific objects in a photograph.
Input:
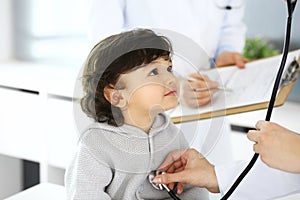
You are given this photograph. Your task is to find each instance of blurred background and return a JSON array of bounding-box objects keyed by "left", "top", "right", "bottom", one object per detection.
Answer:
[{"left": 0, "top": 0, "right": 299, "bottom": 199}]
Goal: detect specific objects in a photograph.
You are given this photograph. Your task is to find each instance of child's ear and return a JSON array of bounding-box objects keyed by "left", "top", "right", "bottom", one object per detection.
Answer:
[{"left": 104, "top": 86, "right": 127, "bottom": 109}]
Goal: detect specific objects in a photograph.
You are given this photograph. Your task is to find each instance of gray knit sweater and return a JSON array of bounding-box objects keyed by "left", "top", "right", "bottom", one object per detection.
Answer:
[{"left": 65, "top": 113, "right": 208, "bottom": 200}]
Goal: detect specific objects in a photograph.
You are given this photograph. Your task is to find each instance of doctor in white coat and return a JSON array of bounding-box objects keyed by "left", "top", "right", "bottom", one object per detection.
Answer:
[
  {"left": 88, "top": 0, "right": 248, "bottom": 68},
  {"left": 88, "top": 0, "right": 249, "bottom": 166}
]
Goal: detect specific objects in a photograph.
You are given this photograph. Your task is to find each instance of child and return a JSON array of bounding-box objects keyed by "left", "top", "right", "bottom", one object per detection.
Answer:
[{"left": 65, "top": 29, "right": 208, "bottom": 199}]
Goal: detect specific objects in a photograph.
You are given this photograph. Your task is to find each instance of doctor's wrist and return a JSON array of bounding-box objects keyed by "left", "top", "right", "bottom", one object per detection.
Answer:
[{"left": 205, "top": 166, "right": 220, "bottom": 193}]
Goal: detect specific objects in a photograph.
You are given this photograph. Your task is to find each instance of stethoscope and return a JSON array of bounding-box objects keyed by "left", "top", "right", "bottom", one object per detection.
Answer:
[
  {"left": 149, "top": 0, "right": 297, "bottom": 199},
  {"left": 221, "top": 0, "right": 298, "bottom": 199}
]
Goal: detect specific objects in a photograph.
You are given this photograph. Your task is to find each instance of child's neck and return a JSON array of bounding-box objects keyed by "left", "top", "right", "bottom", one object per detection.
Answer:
[{"left": 122, "top": 110, "right": 158, "bottom": 133}]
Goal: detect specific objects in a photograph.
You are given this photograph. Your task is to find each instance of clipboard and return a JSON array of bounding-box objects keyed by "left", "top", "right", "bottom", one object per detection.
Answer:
[{"left": 170, "top": 50, "right": 300, "bottom": 124}]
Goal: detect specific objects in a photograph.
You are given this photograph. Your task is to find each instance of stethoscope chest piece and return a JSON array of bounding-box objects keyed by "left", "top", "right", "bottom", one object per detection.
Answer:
[
  {"left": 148, "top": 170, "right": 182, "bottom": 200},
  {"left": 148, "top": 170, "right": 165, "bottom": 190}
]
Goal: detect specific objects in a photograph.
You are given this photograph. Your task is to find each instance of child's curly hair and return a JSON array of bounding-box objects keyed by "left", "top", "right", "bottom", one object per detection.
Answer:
[{"left": 81, "top": 29, "right": 173, "bottom": 126}]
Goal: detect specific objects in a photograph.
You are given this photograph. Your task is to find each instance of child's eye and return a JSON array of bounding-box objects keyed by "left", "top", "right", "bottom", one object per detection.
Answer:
[
  {"left": 167, "top": 66, "right": 173, "bottom": 72},
  {"left": 149, "top": 68, "right": 159, "bottom": 76}
]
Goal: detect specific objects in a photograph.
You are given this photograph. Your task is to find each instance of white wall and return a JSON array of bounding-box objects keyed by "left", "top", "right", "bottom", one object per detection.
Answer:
[
  {"left": 244, "top": 0, "right": 300, "bottom": 102},
  {"left": 0, "top": 1, "right": 21, "bottom": 198},
  {"left": 0, "top": 0, "right": 13, "bottom": 60},
  {"left": 244, "top": 0, "right": 300, "bottom": 50}
]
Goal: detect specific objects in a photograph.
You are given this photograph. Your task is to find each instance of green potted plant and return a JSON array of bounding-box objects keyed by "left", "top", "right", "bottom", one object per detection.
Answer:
[{"left": 242, "top": 37, "right": 280, "bottom": 60}]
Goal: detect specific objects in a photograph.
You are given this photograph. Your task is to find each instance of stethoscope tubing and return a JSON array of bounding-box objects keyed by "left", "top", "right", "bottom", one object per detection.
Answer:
[
  {"left": 220, "top": 1, "right": 297, "bottom": 199},
  {"left": 167, "top": 190, "right": 182, "bottom": 200}
]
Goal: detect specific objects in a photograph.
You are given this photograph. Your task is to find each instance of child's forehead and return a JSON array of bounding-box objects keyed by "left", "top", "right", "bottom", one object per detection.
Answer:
[
  {"left": 142, "top": 58, "right": 172, "bottom": 68},
  {"left": 152, "top": 57, "right": 172, "bottom": 64},
  {"left": 125, "top": 58, "right": 172, "bottom": 74},
  {"left": 115, "top": 58, "right": 173, "bottom": 87}
]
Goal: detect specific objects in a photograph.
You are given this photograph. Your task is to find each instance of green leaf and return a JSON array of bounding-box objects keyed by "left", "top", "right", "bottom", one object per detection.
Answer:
[{"left": 242, "top": 37, "right": 280, "bottom": 60}]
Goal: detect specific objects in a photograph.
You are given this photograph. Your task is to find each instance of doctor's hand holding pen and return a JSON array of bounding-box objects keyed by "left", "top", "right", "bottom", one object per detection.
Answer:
[
  {"left": 247, "top": 120, "right": 300, "bottom": 173},
  {"left": 180, "top": 73, "right": 219, "bottom": 107},
  {"left": 180, "top": 73, "right": 234, "bottom": 108}
]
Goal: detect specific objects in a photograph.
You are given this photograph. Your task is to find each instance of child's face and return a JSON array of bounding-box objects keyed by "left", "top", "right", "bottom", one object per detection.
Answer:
[{"left": 116, "top": 57, "right": 178, "bottom": 116}]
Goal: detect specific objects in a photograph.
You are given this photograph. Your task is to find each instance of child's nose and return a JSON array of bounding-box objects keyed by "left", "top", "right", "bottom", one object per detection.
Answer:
[{"left": 165, "top": 73, "right": 176, "bottom": 86}]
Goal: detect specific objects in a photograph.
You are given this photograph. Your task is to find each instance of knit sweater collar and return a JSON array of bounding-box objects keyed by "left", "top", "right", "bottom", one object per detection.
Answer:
[{"left": 87, "top": 112, "right": 170, "bottom": 138}]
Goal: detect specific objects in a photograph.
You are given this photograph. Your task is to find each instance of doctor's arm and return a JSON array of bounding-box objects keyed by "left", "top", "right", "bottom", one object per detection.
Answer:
[
  {"left": 248, "top": 120, "right": 300, "bottom": 173},
  {"left": 154, "top": 148, "right": 300, "bottom": 199}
]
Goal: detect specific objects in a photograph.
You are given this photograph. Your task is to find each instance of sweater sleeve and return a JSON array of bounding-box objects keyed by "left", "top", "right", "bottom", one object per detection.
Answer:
[{"left": 65, "top": 144, "right": 113, "bottom": 200}]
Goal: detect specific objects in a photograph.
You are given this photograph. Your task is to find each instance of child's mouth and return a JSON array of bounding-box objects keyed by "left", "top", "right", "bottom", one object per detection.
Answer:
[{"left": 164, "top": 91, "right": 177, "bottom": 96}]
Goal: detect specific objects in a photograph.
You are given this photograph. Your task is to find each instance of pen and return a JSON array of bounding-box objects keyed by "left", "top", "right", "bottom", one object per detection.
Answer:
[
  {"left": 194, "top": 86, "right": 233, "bottom": 92},
  {"left": 185, "top": 76, "right": 233, "bottom": 92}
]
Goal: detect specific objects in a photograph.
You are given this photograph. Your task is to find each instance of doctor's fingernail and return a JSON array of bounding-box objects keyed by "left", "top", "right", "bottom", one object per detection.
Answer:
[{"left": 152, "top": 177, "right": 161, "bottom": 183}]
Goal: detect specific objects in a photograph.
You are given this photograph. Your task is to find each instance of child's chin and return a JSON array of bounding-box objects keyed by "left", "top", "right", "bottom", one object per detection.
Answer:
[{"left": 164, "top": 101, "right": 179, "bottom": 111}]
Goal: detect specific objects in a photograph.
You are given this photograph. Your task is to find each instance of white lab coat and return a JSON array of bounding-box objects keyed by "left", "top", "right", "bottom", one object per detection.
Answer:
[
  {"left": 88, "top": 0, "right": 246, "bottom": 59},
  {"left": 88, "top": 0, "right": 246, "bottom": 165},
  {"left": 215, "top": 158, "right": 300, "bottom": 199}
]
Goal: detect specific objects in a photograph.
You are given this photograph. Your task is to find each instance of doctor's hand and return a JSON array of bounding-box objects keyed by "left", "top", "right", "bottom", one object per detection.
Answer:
[
  {"left": 216, "top": 51, "right": 249, "bottom": 68},
  {"left": 181, "top": 73, "right": 219, "bottom": 108},
  {"left": 247, "top": 120, "right": 300, "bottom": 173},
  {"left": 153, "top": 148, "right": 220, "bottom": 194}
]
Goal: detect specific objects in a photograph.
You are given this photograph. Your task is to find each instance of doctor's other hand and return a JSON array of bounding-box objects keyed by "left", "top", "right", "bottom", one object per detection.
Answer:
[
  {"left": 216, "top": 51, "right": 249, "bottom": 68},
  {"left": 153, "top": 148, "right": 220, "bottom": 194},
  {"left": 181, "top": 73, "right": 219, "bottom": 108},
  {"left": 247, "top": 120, "right": 300, "bottom": 173}
]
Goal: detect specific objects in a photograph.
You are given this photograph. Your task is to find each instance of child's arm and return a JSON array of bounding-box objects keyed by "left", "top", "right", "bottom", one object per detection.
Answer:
[{"left": 65, "top": 145, "right": 113, "bottom": 200}]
